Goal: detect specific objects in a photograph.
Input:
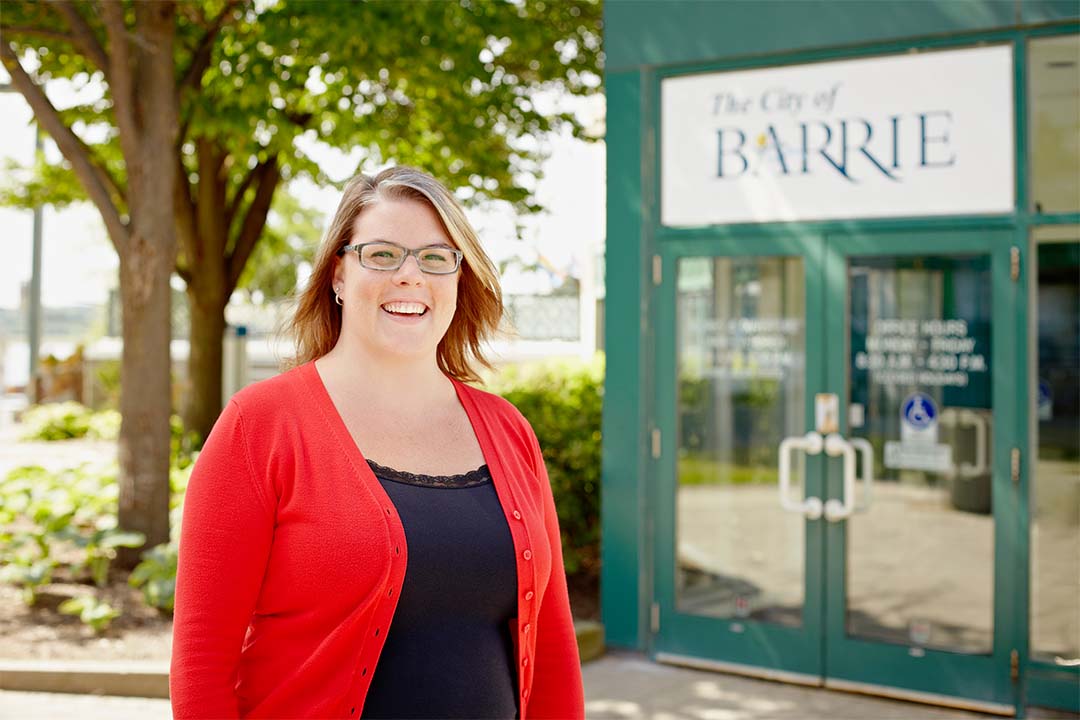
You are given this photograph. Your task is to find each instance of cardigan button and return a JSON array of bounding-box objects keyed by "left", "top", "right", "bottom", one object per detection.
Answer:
[
  {"left": 512, "top": 509, "right": 522, "bottom": 520},
  {"left": 522, "top": 657, "right": 529, "bottom": 668},
  {"left": 522, "top": 549, "right": 532, "bottom": 560},
  {"left": 522, "top": 623, "right": 531, "bottom": 635},
  {"left": 522, "top": 688, "right": 529, "bottom": 699},
  {"left": 525, "top": 590, "right": 534, "bottom": 601}
]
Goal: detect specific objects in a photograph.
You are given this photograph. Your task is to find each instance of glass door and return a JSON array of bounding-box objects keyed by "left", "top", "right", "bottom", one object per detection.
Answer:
[
  {"left": 653, "top": 235, "right": 827, "bottom": 679},
  {"left": 821, "top": 230, "right": 1018, "bottom": 711}
]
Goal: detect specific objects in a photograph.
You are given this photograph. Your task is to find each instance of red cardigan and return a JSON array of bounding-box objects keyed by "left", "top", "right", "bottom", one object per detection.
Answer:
[{"left": 170, "top": 361, "right": 584, "bottom": 718}]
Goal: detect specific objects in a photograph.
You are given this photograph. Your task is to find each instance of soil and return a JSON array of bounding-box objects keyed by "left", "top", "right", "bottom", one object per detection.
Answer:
[
  {"left": 0, "top": 567, "right": 174, "bottom": 663},
  {"left": 0, "top": 566, "right": 599, "bottom": 664}
]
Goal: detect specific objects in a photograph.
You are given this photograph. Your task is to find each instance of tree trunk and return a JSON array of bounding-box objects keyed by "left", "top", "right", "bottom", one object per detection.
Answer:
[
  {"left": 115, "top": 234, "right": 174, "bottom": 569},
  {"left": 183, "top": 288, "right": 229, "bottom": 443},
  {"left": 114, "top": 2, "right": 179, "bottom": 571}
]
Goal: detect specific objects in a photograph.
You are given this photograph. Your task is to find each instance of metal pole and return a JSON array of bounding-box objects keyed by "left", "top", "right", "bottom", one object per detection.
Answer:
[{"left": 28, "top": 125, "right": 43, "bottom": 404}]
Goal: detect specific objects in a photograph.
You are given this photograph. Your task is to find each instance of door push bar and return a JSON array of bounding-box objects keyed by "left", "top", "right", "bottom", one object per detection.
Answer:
[
  {"left": 778, "top": 432, "right": 875, "bottom": 522},
  {"left": 778, "top": 432, "right": 824, "bottom": 520},
  {"left": 940, "top": 408, "right": 989, "bottom": 477}
]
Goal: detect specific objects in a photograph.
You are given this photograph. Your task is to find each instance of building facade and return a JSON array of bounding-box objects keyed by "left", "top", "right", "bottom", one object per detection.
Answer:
[{"left": 601, "top": 2, "right": 1079, "bottom": 716}]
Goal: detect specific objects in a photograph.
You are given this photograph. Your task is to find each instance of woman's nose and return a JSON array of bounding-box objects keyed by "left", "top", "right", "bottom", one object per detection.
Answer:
[{"left": 392, "top": 254, "right": 425, "bottom": 284}]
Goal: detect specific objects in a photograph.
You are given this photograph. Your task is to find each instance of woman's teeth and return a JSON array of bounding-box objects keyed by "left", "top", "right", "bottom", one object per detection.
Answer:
[{"left": 381, "top": 302, "right": 427, "bottom": 316}]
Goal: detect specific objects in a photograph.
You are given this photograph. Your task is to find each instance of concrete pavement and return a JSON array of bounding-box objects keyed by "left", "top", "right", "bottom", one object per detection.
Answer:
[{"left": 2, "top": 650, "right": 1059, "bottom": 719}]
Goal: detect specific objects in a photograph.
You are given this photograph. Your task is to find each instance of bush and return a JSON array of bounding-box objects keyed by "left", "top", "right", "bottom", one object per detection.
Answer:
[
  {"left": 18, "top": 402, "right": 120, "bottom": 441},
  {"left": 0, "top": 462, "right": 145, "bottom": 607},
  {"left": 486, "top": 355, "right": 603, "bottom": 581}
]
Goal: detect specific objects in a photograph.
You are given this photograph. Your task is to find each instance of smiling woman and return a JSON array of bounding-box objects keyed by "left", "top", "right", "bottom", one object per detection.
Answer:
[{"left": 169, "top": 166, "right": 585, "bottom": 719}]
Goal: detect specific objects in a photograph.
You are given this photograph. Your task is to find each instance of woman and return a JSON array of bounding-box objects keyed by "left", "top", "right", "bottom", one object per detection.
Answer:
[{"left": 170, "top": 166, "right": 585, "bottom": 719}]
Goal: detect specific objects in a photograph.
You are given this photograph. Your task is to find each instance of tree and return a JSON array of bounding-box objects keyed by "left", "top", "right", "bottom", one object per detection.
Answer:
[
  {"left": 1, "top": 0, "right": 602, "bottom": 566},
  {"left": 4, "top": 0, "right": 603, "bottom": 443},
  {"left": 2, "top": 1, "right": 180, "bottom": 568}
]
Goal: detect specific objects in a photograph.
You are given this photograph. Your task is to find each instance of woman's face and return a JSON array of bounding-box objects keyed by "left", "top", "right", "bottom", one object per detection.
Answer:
[{"left": 333, "top": 197, "right": 460, "bottom": 362}]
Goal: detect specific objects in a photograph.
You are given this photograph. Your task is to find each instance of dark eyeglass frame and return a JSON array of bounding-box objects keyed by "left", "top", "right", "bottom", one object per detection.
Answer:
[{"left": 337, "top": 241, "right": 464, "bottom": 275}]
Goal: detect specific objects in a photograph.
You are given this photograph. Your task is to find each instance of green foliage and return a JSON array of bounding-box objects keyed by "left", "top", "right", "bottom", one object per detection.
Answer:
[
  {"left": 485, "top": 355, "right": 603, "bottom": 579},
  {"left": 18, "top": 402, "right": 120, "bottom": 441},
  {"left": 2, "top": 0, "right": 604, "bottom": 287},
  {"left": 676, "top": 456, "right": 779, "bottom": 486},
  {"left": 0, "top": 557, "right": 57, "bottom": 606},
  {"left": 0, "top": 460, "right": 145, "bottom": 608},
  {"left": 129, "top": 541, "right": 178, "bottom": 614},
  {"left": 57, "top": 594, "right": 120, "bottom": 634}
]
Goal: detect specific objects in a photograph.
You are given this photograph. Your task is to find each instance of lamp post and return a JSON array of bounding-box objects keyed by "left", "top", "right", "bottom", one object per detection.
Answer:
[{"left": 0, "top": 81, "right": 43, "bottom": 405}]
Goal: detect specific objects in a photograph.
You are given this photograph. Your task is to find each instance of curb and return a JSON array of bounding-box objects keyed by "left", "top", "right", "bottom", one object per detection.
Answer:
[
  {"left": 0, "top": 659, "right": 170, "bottom": 698},
  {"left": 0, "top": 622, "right": 605, "bottom": 699}
]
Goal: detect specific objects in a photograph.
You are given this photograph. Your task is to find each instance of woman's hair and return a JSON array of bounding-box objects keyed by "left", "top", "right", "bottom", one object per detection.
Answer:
[{"left": 280, "top": 166, "right": 504, "bottom": 382}]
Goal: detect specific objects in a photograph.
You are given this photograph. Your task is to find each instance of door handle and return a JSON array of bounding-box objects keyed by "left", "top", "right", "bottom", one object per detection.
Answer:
[
  {"left": 850, "top": 437, "right": 874, "bottom": 512},
  {"left": 958, "top": 409, "right": 989, "bottom": 477},
  {"left": 824, "top": 433, "right": 857, "bottom": 522},
  {"left": 778, "top": 431, "right": 824, "bottom": 520}
]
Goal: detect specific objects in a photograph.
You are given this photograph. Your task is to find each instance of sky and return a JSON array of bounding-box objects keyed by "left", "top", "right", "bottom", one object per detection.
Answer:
[{"left": 0, "top": 83, "right": 605, "bottom": 311}]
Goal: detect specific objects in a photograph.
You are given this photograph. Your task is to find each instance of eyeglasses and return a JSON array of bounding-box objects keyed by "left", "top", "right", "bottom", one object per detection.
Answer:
[{"left": 337, "top": 241, "right": 464, "bottom": 275}]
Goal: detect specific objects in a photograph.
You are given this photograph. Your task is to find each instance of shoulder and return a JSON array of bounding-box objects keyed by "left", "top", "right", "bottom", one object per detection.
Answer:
[{"left": 226, "top": 362, "right": 313, "bottom": 425}]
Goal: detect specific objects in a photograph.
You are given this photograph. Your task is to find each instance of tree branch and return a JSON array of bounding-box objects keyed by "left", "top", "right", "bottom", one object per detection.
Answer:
[
  {"left": 51, "top": 1, "right": 110, "bottom": 77},
  {"left": 100, "top": 1, "right": 137, "bottom": 148},
  {"left": 1, "top": 41, "right": 128, "bottom": 252},
  {"left": 0, "top": 25, "right": 76, "bottom": 45},
  {"left": 179, "top": 0, "right": 240, "bottom": 93},
  {"left": 224, "top": 161, "right": 259, "bottom": 234},
  {"left": 227, "top": 157, "right": 280, "bottom": 291},
  {"left": 173, "top": 154, "right": 198, "bottom": 276}
]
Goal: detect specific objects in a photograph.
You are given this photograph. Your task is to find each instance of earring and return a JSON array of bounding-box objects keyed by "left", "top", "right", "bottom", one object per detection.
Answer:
[{"left": 334, "top": 287, "right": 344, "bottom": 306}]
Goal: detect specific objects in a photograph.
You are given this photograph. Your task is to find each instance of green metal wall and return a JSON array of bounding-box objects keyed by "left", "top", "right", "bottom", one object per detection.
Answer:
[{"left": 604, "top": 0, "right": 1077, "bottom": 72}]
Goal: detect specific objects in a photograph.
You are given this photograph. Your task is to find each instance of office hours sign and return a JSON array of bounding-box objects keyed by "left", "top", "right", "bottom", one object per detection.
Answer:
[{"left": 661, "top": 45, "right": 1014, "bottom": 225}]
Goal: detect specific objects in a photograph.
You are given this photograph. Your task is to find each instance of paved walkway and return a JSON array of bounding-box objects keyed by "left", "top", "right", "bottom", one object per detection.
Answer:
[{"left": 3, "top": 651, "right": 1064, "bottom": 719}]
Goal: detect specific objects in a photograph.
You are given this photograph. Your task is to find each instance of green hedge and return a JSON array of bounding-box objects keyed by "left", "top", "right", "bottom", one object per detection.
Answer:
[{"left": 486, "top": 355, "right": 603, "bottom": 580}]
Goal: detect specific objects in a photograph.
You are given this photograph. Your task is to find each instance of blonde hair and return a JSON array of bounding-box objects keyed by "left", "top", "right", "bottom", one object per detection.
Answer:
[{"left": 281, "top": 166, "right": 504, "bottom": 382}]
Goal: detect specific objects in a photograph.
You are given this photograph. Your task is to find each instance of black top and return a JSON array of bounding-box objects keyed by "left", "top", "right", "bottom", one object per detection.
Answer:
[{"left": 361, "top": 460, "right": 519, "bottom": 720}]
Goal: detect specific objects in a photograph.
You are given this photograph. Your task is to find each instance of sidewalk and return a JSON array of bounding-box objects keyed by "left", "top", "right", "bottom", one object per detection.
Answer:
[{"left": 0, "top": 650, "right": 1043, "bottom": 719}]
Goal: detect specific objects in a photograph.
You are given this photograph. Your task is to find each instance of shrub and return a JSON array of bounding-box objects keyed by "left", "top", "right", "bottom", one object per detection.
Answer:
[
  {"left": 58, "top": 595, "right": 120, "bottom": 634},
  {"left": 0, "top": 462, "right": 145, "bottom": 607},
  {"left": 129, "top": 540, "right": 178, "bottom": 614},
  {"left": 486, "top": 355, "right": 603, "bottom": 581},
  {"left": 18, "top": 402, "right": 120, "bottom": 442}
]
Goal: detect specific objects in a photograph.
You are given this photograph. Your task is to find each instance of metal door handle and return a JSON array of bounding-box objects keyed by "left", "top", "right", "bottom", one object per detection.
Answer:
[
  {"left": 941, "top": 408, "right": 989, "bottom": 477},
  {"left": 778, "top": 431, "right": 823, "bottom": 520},
  {"left": 850, "top": 437, "right": 874, "bottom": 512},
  {"left": 824, "top": 433, "right": 857, "bottom": 522},
  {"left": 958, "top": 410, "right": 989, "bottom": 477}
]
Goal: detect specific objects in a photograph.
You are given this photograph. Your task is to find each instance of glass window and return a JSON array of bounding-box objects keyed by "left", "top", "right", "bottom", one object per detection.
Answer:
[
  {"left": 1031, "top": 225, "right": 1080, "bottom": 665},
  {"left": 1029, "top": 34, "right": 1080, "bottom": 214},
  {"left": 675, "top": 256, "right": 806, "bottom": 626},
  {"left": 846, "top": 255, "right": 995, "bottom": 655}
]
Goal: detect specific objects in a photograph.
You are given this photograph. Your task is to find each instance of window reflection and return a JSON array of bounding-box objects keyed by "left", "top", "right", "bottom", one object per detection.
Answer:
[
  {"left": 1030, "top": 35, "right": 1080, "bottom": 214},
  {"left": 846, "top": 255, "right": 994, "bottom": 655},
  {"left": 675, "top": 256, "right": 805, "bottom": 626},
  {"left": 1032, "top": 228, "right": 1080, "bottom": 665}
]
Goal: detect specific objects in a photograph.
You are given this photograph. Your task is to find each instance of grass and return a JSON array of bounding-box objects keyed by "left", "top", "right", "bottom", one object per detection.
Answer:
[{"left": 677, "top": 454, "right": 779, "bottom": 486}]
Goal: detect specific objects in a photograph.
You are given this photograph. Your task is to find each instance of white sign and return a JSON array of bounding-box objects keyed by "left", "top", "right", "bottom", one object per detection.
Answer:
[
  {"left": 884, "top": 441, "right": 953, "bottom": 473},
  {"left": 661, "top": 45, "right": 1014, "bottom": 225}
]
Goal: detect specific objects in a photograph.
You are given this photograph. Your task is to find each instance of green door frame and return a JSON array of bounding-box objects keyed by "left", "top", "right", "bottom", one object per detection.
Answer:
[{"left": 652, "top": 233, "right": 827, "bottom": 679}]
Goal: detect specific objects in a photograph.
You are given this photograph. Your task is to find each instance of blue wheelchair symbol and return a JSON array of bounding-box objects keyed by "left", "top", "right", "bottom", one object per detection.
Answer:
[{"left": 902, "top": 393, "right": 937, "bottom": 429}]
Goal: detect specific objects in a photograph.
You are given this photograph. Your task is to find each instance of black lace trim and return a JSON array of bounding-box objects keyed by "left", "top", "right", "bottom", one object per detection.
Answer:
[{"left": 366, "top": 459, "right": 491, "bottom": 488}]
